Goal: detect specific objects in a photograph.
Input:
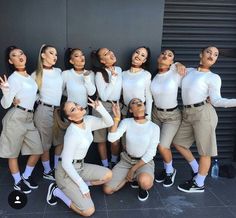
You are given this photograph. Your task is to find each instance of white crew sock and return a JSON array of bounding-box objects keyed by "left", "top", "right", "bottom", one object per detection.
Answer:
[
  {"left": 54, "top": 155, "right": 60, "bottom": 168},
  {"left": 12, "top": 172, "right": 21, "bottom": 184},
  {"left": 53, "top": 187, "right": 72, "bottom": 207},
  {"left": 101, "top": 159, "right": 109, "bottom": 167},
  {"left": 194, "top": 173, "right": 206, "bottom": 187},
  {"left": 22, "top": 165, "right": 34, "bottom": 179},
  {"left": 189, "top": 159, "right": 199, "bottom": 173},
  {"left": 42, "top": 160, "right": 51, "bottom": 174},
  {"left": 164, "top": 161, "right": 174, "bottom": 174},
  {"left": 111, "top": 155, "right": 118, "bottom": 163}
]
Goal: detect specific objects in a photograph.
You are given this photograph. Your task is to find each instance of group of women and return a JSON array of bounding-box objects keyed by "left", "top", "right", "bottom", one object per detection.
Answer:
[{"left": 0, "top": 44, "right": 236, "bottom": 217}]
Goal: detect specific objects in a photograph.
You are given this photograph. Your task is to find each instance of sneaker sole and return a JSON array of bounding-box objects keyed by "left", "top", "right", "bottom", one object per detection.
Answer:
[
  {"left": 138, "top": 192, "right": 149, "bottom": 201},
  {"left": 46, "top": 183, "right": 57, "bottom": 206},
  {"left": 23, "top": 180, "right": 39, "bottom": 189},
  {"left": 130, "top": 184, "right": 139, "bottom": 189},
  {"left": 43, "top": 175, "right": 56, "bottom": 181},
  {"left": 14, "top": 186, "right": 32, "bottom": 194},
  {"left": 177, "top": 186, "right": 205, "bottom": 193},
  {"left": 163, "top": 169, "right": 177, "bottom": 188},
  {"left": 155, "top": 179, "right": 165, "bottom": 183}
]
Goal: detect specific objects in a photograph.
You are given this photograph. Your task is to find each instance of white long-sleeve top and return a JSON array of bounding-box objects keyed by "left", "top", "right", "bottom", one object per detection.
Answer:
[
  {"left": 31, "top": 68, "right": 63, "bottom": 106},
  {"left": 182, "top": 68, "right": 236, "bottom": 107},
  {"left": 61, "top": 104, "right": 114, "bottom": 187},
  {"left": 95, "top": 66, "right": 122, "bottom": 101},
  {"left": 108, "top": 118, "right": 160, "bottom": 163},
  {"left": 1, "top": 71, "right": 38, "bottom": 110},
  {"left": 151, "top": 67, "right": 182, "bottom": 109},
  {"left": 62, "top": 69, "right": 96, "bottom": 108},
  {"left": 122, "top": 69, "right": 153, "bottom": 118}
]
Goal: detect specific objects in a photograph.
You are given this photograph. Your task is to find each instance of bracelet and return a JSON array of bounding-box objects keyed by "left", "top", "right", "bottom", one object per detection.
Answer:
[{"left": 114, "top": 117, "right": 120, "bottom": 122}]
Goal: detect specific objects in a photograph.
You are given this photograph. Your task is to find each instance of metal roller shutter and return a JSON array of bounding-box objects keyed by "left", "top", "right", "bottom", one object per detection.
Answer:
[{"left": 161, "top": 0, "right": 236, "bottom": 160}]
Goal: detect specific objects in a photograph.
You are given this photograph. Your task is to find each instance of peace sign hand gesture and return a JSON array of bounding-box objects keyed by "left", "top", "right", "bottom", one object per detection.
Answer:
[
  {"left": 87, "top": 97, "right": 100, "bottom": 109},
  {"left": 111, "top": 101, "right": 121, "bottom": 120},
  {"left": 0, "top": 75, "right": 9, "bottom": 90}
]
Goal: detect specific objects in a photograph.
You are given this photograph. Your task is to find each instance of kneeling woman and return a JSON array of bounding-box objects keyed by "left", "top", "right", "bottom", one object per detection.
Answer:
[
  {"left": 46, "top": 98, "right": 113, "bottom": 217},
  {"left": 104, "top": 98, "right": 160, "bottom": 201}
]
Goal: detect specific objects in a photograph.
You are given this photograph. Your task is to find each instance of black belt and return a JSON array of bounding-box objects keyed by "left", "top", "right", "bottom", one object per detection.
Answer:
[
  {"left": 16, "top": 105, "right": 33, "bottom": 113},
  {"left": 58, "top": 157, "right": 83, "bottom": 164},
  {"left": 184, "top": 100, "right": 207, "bottom": 108},
  {"left": 38, "top": 100, "right": 55, "bottom": 108},
  {"left": 156, "top": 106, "right": 178, "bottom": 112},
  {"left": 126, "top": 152, "right": 141, "bottom": 160}
]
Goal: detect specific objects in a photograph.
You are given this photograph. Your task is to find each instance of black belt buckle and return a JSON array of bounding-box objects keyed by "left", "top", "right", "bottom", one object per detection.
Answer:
[{"left": 16, "top": 105, "right": 33, "bottom": 113}]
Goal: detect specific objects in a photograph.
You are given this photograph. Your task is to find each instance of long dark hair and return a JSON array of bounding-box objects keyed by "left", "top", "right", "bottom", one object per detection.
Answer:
[
  {"left": 130, "top": 46, "right": 151, "bottom": 72},
  {"left": 91, "top": 48, "right": 109, "bottom": 83},
  {"left": 64, "top": 48, "right": 83, "bottom": 70},
  {"left": 5, "top": 45, "right": 19, "bottom": 76}
]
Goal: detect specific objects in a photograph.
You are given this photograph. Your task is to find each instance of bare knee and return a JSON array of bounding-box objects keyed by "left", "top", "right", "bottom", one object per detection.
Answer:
[
  {"left": 102, "top": 169, "right": 112, "bottom": 182},
  {"left": 103, "top": 185, "right": 115, "bottom": 195},
  {"left": 138, "top": 174, "right": 153, "bottom": 190},
  {"left": 80, "top": 207, "right": 95, "bottom": 217}
]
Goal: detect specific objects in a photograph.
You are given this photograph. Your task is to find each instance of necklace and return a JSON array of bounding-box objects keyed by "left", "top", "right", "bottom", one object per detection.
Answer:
[
  {"left": 73, "top": 119, "right": 84, "bottom": 125},
  {"left": 133, "top": 116, "right": 146, "bottom": 120},
  {"left": 15, "top": 67, "right": 26, "bottom": 72}
]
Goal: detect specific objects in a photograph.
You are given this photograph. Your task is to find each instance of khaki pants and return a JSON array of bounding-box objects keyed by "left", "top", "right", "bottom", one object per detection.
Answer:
[{"left": 173, "top": 103, "right": 218, "bottom": 156}]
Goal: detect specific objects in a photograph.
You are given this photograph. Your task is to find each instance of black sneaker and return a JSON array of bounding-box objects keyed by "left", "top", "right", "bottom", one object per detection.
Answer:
[
  {"left": 138, "top": 187, "right": 149, "bottom": 201},
  {"left": 43, "top": 169, "right": 55, "bottom": 181},
  {"left": 47, "top": 183, "right": 58, "bottom": 205},
  {"left": 163, "top": 169, "right": 177, "bottom": 188},
  {"left": 178, "top": 179, "right": 205, "bottom": 193},
  {"left": 22, "top": 176, "right": 39, "bottom": 189},
  {"left": 14, "top": 179, "right": 31, "bottom": 194},
  {"left": 130, "top": 181, "right": 139, "bottom": 189},
  {"left": 155, "top": 169, "right": 166, "bottom": 183}
]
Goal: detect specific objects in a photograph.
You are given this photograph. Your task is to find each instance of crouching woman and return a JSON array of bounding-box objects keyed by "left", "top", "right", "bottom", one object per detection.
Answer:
[
  {"left": 46, "top": 98, "right": 113, "bottom": 217},
  {"left": 104, "top": 98, "right": 160, "bottom": 201}
]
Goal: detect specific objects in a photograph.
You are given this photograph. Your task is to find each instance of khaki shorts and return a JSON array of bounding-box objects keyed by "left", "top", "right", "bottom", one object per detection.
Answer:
[
  {"left": 105, "top": 151, "right": 154, "bottom": 190},
  {"left": 173, "top": 103, "right": 218, "bottom": 156},
  {"left": 34, "top": 104, "right": 55, "bottom": 151},
  {"left": 152, "top": 106, "right": 182, "bottom": 148},
  {"left": 0, "top": 108, "right": 43, "bottom": 158},
  {"left": 93, "top": 101, "right": 114, "bottom": 143},
  {"left": 55, "top": 161, "right": 109, "bottom": 211}
]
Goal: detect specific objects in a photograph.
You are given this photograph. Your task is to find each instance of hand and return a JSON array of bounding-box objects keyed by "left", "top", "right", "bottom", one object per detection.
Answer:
[
  {"left": 108, "top": 66, "right": 118, "bottom": 76},
  {"left": 87, "top": 97, "right": 100, "bottom": 109},
  {"left": 111, "top": 101, "right": 121, "bottom": 120},
  {"left": 207, "top": 96, "right": 211, "bottom": 104},
  {"left": 83, "top": 70, "right": 90, "bottom": 76},
  {"left": 126, "top": 168, "right": 135, "bottom": 182},
  {"left": 13, "top": 97, "right": 20, "bottom": 106},
  {"left": 175, "top": 62, "right": 186, "bottom": 76},
  {"left": 0, "top": 75, "right": 9, "bottom": 90}
]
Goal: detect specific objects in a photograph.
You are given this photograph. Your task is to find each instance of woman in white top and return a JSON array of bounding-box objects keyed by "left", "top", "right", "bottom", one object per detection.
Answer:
[
  {"left": 151, "top": 49, "right": 185, "bottom": 187},
  {"left": 173, "top": 46, "right": 236, "bottom": 193},
  {"left": 91, "top": 48, "right": 122, "bottom": 168},
  {"left": 62, "top": 48, "right": 96, "bottom": 107},
  {"left": 32, "top": 44, "right": 63, "bottom": 180},
  {"left": 46, "top": 98, "right": 113, "bottom": 217},
  {"left": 104, "top": 98, "right": 160, "bottom": 201},
  {"left": 53, "top": 48, "right": 96, "bottom": 151},
  {"left": 122, "top": 46, "right": 153, "bottom": 119},
  {"left": 0, "top": 46, "right": 43, "bottom": 194}
]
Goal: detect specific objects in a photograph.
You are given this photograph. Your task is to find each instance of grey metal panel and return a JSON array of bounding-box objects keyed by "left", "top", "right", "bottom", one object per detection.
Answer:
[
  {"left": 161, "top": 0, "right": 236, "bottom": 160},
  {"left": 67, "top": 0, "right": 165, "bottom": 72}
]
